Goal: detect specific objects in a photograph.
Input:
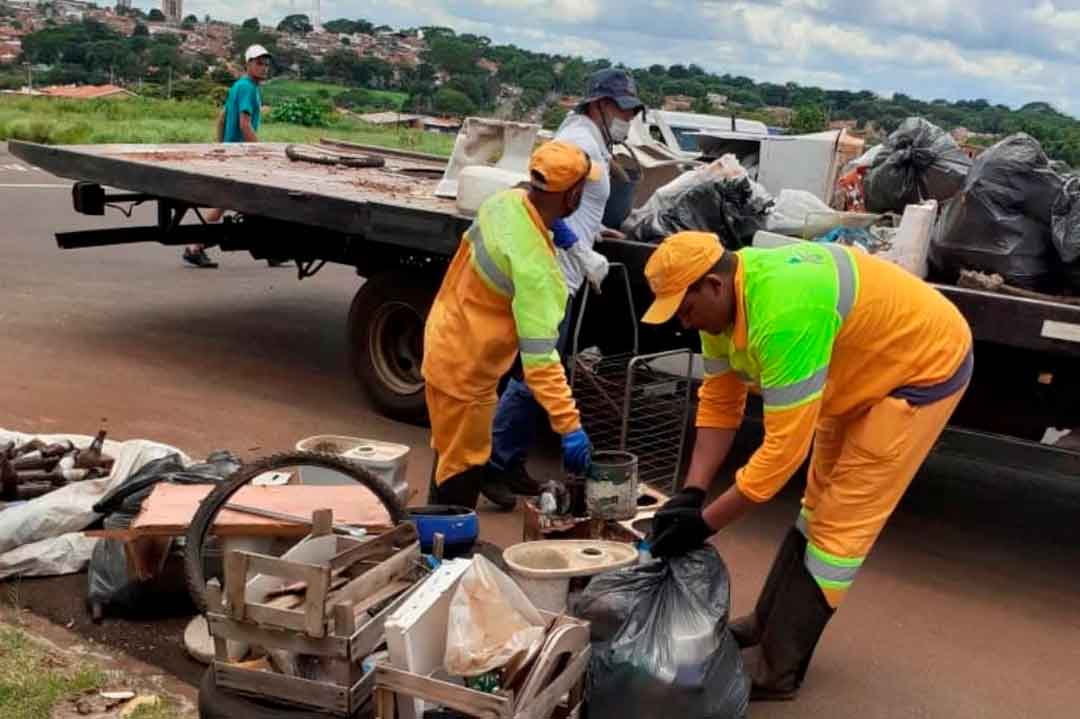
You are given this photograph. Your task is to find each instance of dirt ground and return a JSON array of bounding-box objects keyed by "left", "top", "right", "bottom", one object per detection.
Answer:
[{"left": 1, "top": 146, "right": 1079, "bottom": 717}]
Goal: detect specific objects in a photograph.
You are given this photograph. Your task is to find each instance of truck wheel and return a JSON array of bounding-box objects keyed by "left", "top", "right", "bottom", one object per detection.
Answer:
[{"left": 349, "top": 272, "right": 436, "bottom": 425}]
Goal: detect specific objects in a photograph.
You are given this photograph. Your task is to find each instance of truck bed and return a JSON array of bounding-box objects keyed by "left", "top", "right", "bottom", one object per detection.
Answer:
[{"left": 8, "top": 140, "right": 462, "bottom": 239}]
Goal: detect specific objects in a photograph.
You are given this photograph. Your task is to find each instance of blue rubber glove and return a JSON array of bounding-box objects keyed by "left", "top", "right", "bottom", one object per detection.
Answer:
[
  {"left": 561, "top": 428, "right": 592, "bottom": 475},
  {"left": 551, "top": 218, "right": 580, "bottom": 250}
]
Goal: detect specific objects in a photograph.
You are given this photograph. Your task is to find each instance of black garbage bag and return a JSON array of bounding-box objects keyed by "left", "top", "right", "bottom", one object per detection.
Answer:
[
  {"left": 864, "top": 117, "right": 971, "bottom": 213},
  {"left": 87, "top": 451, "right": 240, "bottom": 616},
  {"left": 1051, "top": 174, "right": 1080, "bottom": 265},
  {"left": 930, "top": 134, "right": 1064, "bottom": 290},
  {"left": 572, "top": 548, "right": 749, "bottom": 719},
  {"left": 627, "top": 174, "right": 771, "bottom": 249}
]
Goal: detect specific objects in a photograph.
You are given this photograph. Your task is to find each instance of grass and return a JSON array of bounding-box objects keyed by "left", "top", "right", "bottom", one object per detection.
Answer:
[
  {"left": 262, "top": 78, "right": 407, "bottom": 109},
  {"left": 0, "top": 95, "right": 454, "bottom": 155},
  {"left": 0, "top": 626, "right": 189, "bottom": 719},
  {"left": 0, "top": 627, "right": 105, "bottom": 719}
]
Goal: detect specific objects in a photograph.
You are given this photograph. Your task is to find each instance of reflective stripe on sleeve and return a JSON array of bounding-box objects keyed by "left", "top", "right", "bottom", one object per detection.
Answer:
[
  {"left": 824, "top": 243, "right": 856, "bottom": 320},
  {"left": 519, "top": 337, "right": 558, "bottom": 355},
  {"left": 762, "top": 365, "right": 828, "bottom": 409},
  {"left": 466, "top": 224, "right": 514, "bottom": 297}
]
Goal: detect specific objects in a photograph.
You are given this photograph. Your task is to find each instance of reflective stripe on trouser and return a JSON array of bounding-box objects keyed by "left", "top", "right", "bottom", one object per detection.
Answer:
[
  {"left": 796, "top": 386, "right": 967, "bottom": 607},
  {"left": 425, "top": 384, "right": 498, "bottom": 486}
]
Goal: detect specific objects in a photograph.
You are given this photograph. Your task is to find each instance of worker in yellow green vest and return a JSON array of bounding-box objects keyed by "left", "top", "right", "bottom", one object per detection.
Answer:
[
  {"left": 421, "top": 141, "right": 601, "bottom": 508},
  {"left": 641, "top": 231, "right": 973, "bottom": 700}
]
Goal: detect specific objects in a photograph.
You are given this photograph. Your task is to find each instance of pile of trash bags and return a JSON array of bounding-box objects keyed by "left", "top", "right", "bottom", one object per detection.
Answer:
[
  {"left": 574, "top": 548, "right": 749, "bottom": 719},
  {"left": 87, "top": 451, "right": 240, "bottom": 617},
  {"left": 930, "top": 133, "right": 1080, "bottom": 291},
  {"left": 625, "top": 155, "right": 772, "bottom": 249},
  {"left": 864, "top": 117, "right": 972, "bottom": 213}
]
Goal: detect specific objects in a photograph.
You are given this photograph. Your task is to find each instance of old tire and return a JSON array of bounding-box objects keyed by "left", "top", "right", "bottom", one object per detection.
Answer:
[
  {"left": 183, "top": 451, "right": 405, "bottom": 614},
  {"left": 348, "top": 272, "right": 437, "bottom": 426}
]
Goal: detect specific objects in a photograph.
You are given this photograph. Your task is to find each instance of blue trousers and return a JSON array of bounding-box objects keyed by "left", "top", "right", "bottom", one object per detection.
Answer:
[{"left": 488, "top": 301, "right": 574, "bottom": 472}]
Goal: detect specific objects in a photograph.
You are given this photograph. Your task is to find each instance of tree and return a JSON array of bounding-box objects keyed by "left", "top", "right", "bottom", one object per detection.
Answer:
[
  {"left": 241, "top": 17, "right": 260, "bottom": 30},
  {"left": 277, "top": 14, "right": 313, "bottom": 35},
  {"left": 147, "top": 8, "right": 165, "bottom": 22},
  {"left": 181, "top": 14, "right": 197, "bottom": 30},
  {"left": 433, "top": 87, "right": 476, "bottom": 117},
  {"left": 324, "top": 18, "right": 375, "bottom": 35},
  {"left": 542, "top": 105, "right": 568, "bottom": 130},
  {"left": 211, "top": 65, "right": 235, "bottom": 84},
  {"left": 791, "top": 104, "right": 827, "bottom": 133}
]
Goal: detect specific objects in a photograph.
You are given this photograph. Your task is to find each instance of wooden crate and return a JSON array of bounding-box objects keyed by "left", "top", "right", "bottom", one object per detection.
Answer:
[
  {"left": 375, "top": 614, "right": 590, "bottom": 719},
  {"left": 205, "top": 515, "right": 422, "bottom": 716}
]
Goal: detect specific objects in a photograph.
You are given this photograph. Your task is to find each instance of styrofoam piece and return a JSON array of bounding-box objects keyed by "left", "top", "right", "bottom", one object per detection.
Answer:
[
  {"left": 384, "top": 558, "right": 473, "bottom": 719},
  {"left": 455, "top": 166, "right": 529, "bottom": 215}
]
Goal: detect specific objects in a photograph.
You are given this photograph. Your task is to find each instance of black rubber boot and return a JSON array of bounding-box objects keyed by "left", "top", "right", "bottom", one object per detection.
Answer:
[
  {"left": 427, "top": 466, "right": 484, "bottom": 510},
  {"left": 479, "top": 473, "right": 519, "bottom": 511},
  {"left": 744, "top": 539, "right": 835, "bottom": 701},
  {"left": 731, "top": 527, "right": 806, "bottom": 649}
]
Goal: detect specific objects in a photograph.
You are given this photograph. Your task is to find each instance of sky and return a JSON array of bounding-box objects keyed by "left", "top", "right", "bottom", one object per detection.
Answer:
[{"left": 147, "top": 0, "right": 1080, "bottom": 114}]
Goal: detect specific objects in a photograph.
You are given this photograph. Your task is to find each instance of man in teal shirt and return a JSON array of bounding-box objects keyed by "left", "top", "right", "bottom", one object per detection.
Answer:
[{"left": 183, "top": 44, "right": 271, "bottom": 268}]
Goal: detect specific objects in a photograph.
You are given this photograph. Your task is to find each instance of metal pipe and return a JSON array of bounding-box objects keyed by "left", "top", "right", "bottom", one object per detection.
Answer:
[{"left": 223, "top": 502, "right": 368, "bottom": 538}]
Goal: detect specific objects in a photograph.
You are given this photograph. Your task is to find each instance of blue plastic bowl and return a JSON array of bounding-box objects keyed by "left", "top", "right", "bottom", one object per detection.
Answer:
[{"left": 406, "top": 505, "right": 479, "bottom": 557}]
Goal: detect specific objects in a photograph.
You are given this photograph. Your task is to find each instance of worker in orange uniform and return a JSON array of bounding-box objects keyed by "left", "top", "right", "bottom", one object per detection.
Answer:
[
  {"left": 422, "top": 141, "right": 602, "bottom": 508},
  {"left": 641, "top": 231, "right": 973, "bottom": 700}
]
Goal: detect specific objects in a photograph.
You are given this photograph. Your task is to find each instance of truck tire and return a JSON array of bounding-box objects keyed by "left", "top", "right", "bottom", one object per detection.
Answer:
[
  {"left": 348, "top": 272, "right": 437, "bottom": 426},
  {"left": 183, "top": 452, "right": 405, "bottom": 613}
]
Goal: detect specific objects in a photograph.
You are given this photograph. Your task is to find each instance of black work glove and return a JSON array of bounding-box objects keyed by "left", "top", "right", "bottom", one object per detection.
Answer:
[
  {"left": 650, "top": 487, "right": 706, "bottom": 542},
  {"left": 649, "top": 504, "right": 713, "bottom": 559}
]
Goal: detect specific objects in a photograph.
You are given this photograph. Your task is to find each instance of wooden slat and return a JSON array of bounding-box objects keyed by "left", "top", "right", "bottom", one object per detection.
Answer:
[
  {"left": 329, "top": 523, "right": 418, "bottom": 572},
  {"left": 206, "top": 613, "right": 349, "bottom": 658},
  {"left": 331, "top": 542, "right": 419, "bottom": 609},
  {"left": 243, "top": 552, "right": 329, "bottom": 585},
  {"left": 351, "top": 668, "right": 377, "bottom": 713},
  {"left": 244, "top": 603, "right": 308, "bottom": 632},
  {"left": 312, "top": 508, "right": 334, "bottom": 536},
  {"left": 347, "top": 580, "right": 412, "bottom": 619},
  {"left": 351, "top": 582, "right": 424, "bottom": 658},
  {"left": 376, "top": 664, "right": 512, "bottom": 719},
  {"left": 225, "top": 551, "right": 250, "bottom": 620},
  {"left": 214, "top": 661, "right": 349, "bottom": 714},
  {"left": 376, "top": 687, "right": 396, "bottom": 719},
  {"left": 205, "top": 581, "right": 228, "bottom": 661},
  {"left": 514, "top": 648, "right": 590, "bottom": 719}
]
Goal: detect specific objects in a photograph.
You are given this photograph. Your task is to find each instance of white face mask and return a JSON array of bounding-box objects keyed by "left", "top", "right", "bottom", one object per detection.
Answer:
[{"left": 608, "top": 117, "right": 631, "bottom": 143}]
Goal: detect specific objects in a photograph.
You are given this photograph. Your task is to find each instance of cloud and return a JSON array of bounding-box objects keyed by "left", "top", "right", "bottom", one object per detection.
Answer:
[{"left": 139, "top": 0, "right": 1080, "bottom": 114}]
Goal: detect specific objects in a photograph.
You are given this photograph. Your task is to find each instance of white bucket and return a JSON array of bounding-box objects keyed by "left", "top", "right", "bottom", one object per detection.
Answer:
[
  {"left": 586, "top": 451, "right": 639, "bottom": 521},
  {"left": 295, "top": 435, "right": 410, "bottom": 506}
]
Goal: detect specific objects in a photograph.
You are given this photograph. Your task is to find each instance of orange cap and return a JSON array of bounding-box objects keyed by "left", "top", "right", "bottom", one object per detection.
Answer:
[
  {"left": 641, "top": 231, "right": 725, "bottom": 324},
  {"left": 529, "top": 140, "right": 602, "bottom": 192}
]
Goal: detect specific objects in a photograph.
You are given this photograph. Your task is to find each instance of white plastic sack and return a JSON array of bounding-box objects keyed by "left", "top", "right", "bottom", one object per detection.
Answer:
[
  {"left": 0, "top": 429, "right": 185, "bottom": 560},
  {"left": 569, "top": 242, "right": 610, "bottom": 293},
  {"left": 876, "top": 200, "right": 937, "bottom": 277},
  {"left": 766, "top": 189, "right": 835, "bottom": 236},
  {"left": 0, "top": 532, "right": 98, "bottom": 580},
  {"left": 444, "top": 555, "right": 546, "bottom": 677}
]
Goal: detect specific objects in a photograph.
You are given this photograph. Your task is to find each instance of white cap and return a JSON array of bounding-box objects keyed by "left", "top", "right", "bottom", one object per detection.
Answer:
[{"left": 245, "top": 44, "right": 271, "bottom": 62}]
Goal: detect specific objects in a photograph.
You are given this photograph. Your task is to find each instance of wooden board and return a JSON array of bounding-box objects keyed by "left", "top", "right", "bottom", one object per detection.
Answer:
[
  {"left": 8, "top": 141, "right": 469, "bottom": 252},
  {"left": 122, "top": 484, "right": 393, "bottom": 538}
]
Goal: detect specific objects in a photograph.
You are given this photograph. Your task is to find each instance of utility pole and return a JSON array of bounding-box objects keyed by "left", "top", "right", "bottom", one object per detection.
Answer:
[{"left": 167, "top": 66, "right": 173, "bottom": 99}]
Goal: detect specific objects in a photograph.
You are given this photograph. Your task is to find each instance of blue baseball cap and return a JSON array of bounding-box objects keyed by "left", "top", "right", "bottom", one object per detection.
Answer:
[{"left": 578, "top": 69, "right": 645, "bottom": 113}]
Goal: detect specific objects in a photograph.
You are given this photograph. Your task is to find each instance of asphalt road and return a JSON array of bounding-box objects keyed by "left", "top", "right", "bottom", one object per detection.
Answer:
[{"left": 1, "top": 144, "right": 1078, "bottom": 717}]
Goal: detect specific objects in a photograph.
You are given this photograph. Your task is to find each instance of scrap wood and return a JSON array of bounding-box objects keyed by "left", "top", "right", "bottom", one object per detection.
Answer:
[
  {"left": 264, "top": 570, "right": 350, "bottom": 601},
  {"left": 285, "top": 143, "right": 386, "bottom": 168},
  {"left": 119, "top": 483, "right": 394, "bottom": 538},
  {"left": 959, "top": 269, "right": 1080, "bottom": 306}
]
